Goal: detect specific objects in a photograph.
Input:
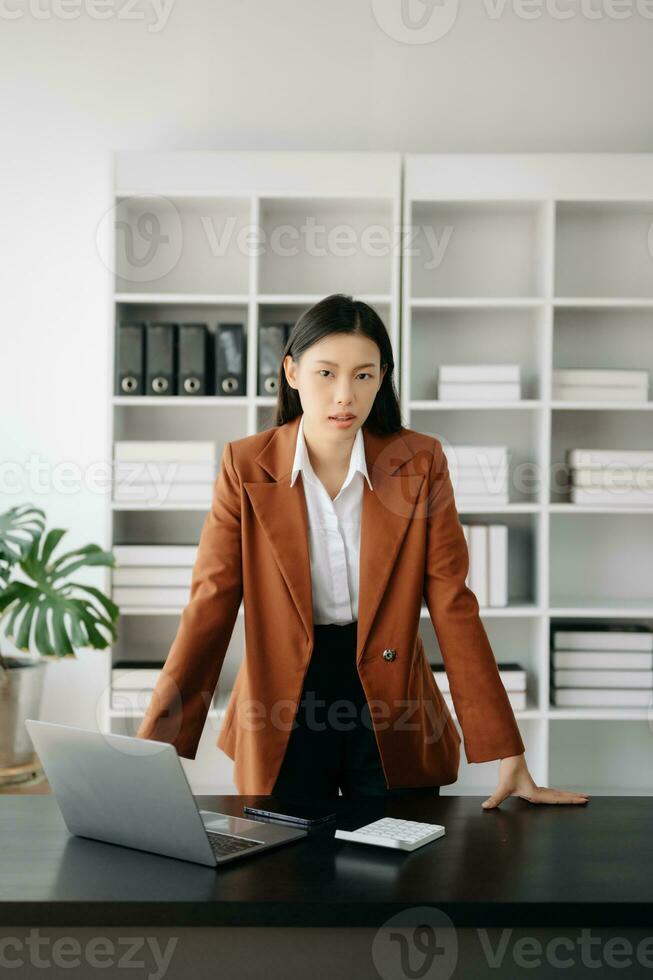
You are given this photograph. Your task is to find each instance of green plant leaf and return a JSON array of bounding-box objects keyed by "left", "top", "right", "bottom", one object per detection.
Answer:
[
  {"left": 0, "top": 505, "right": 46, "bottom": 567},
  {"left": 39, "top": 528, "right": 68, "bottom": 568},
  {"left": 51, "top": 605, "right": 74, "bottom": 656},
  {"left": 66, "top": 582, "right": 120, "bottom": 621},
  {"left": 14, "top": 600, "right": 38, "bottom": 652},
  {"left": 50, "top": 545, "right": 116, "bottom": 582},
  {"left": 0, "top": 518, "right": 119, "bottom": 661},
  {"left": 34, "top": 600, "right": 56, "bottom": 658},
  {"left": 0, "top": 581, "right": 28, "bottom": 615},
  {"left": 72, "top": 601, "right": 113, "bottom": 648},
  {"left": 4, "top": 583, "right": 35, "bottom": 638}
]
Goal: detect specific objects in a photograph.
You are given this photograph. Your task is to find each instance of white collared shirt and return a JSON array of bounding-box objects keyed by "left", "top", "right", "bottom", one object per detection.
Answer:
[{"left": 290, "top": 413, "right": 373, "bottom": 626}]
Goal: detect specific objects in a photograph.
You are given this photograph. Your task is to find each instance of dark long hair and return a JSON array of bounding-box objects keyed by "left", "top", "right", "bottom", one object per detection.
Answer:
[{"left": 274, "top": 294, "right": 403, "bottom": 435}]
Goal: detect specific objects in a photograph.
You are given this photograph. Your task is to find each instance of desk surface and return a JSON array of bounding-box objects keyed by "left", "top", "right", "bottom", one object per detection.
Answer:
[{"left": 1, "top": 794, "right": 651, "bottom": 928}]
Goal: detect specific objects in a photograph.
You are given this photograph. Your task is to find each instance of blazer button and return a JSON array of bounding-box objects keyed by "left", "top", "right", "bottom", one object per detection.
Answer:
[{"left": 382, "top": 648, "right": 397, "bottom": 662}]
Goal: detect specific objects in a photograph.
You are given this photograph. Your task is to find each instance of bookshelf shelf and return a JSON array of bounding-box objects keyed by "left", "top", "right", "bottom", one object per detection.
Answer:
[
  {"left": 411, "top": 297, "right": 546, "bottom": 309},
  {"left": 553, "top": 298, "right": 653, "bottom": 309},
  {"left": 404, "top": 154, "right": 653, "bottom": 796},
  {"left": 257, "top": 293, "right": 393, "bottom": 305},
  {"left": 447, "top": 707, "right": 544, "bottom": 722},
  {"left": 409, "top": 400, "right": 544, "bottom": 410},
  {"left": 112, "top": 396, "right": 250, "bottom": 407},
  {"left": 111, "top": 503, "right": 211, "bottom": 512},
  {"left": 455, "top": 504, "right": 541, "bottom": 515},
  {"left": 551, "top": 402, "right": 653, "bottom": 411},
  {"left": 114, "top": 293, "right": 250, "bottom": 305},
  {"left": 118, "top": 606, "right": 246, "bottom": 617},
  {"left": 548, "top": 708, "right": 651, "bottom": 721},
  {"left": 549, "top": 604, "right": 653, "bottom": 618},
  {"left": 420, "top": 603, "right": 541, "bottom": 618},
  {"left": 549, "top": 504, "right": 653, "bottom": 514},
  {"left": 106, "top": 150, "right": 402, "bottom": 793},
  {"left": 117, "top": 607, "right": 186, "bottom": 617}
]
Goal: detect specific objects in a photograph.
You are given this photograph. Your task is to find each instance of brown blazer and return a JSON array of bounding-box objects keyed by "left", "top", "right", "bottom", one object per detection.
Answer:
[{"left": 135, "top": 413, "right": 525, "bottom": 794}]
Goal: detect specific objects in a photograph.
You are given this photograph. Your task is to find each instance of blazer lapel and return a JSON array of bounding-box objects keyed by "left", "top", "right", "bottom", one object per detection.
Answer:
[{"left": 245, "top": 415, "right": 426, "bottom": 665}]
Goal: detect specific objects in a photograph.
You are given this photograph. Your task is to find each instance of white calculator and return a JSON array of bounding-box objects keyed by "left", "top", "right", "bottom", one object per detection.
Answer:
[{"left": 334, "top": 817, "right": 445, "bottom": 851}]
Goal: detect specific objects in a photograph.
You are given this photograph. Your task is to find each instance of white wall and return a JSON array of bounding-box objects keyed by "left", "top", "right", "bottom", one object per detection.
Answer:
[{"left": 1, "top": 0, "right": 652, "bottom": 723}]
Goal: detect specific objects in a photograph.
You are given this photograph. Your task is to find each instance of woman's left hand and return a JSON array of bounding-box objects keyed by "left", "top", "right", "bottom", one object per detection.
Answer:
[{"left": 481, "top": 754, "right": 590, "bottom": 808}]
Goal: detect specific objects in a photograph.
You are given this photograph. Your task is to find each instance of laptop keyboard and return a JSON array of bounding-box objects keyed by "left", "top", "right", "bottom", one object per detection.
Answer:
[{"left": 206, "top": 830, "right": 264, "bottom": 858}]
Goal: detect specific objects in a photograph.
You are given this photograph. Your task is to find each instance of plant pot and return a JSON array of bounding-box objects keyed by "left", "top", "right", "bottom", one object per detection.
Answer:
[{"left": 0, "top": 656, "right": 46, "bottom": 768}]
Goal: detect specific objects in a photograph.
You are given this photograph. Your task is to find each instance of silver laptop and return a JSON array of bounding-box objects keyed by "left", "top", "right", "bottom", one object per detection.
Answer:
[{"left": 25, "top": 719, "right": 306, "bottom": 867}]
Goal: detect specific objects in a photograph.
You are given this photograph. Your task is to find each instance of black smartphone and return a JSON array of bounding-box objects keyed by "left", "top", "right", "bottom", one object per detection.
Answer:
[{"left": 243, "top": 795, "right": 337, "bottom": 827}]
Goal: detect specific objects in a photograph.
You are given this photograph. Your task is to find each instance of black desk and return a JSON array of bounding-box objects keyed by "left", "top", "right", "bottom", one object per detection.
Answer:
[{"left": 1, "top": 794, "right": 652, "bottom": 979}]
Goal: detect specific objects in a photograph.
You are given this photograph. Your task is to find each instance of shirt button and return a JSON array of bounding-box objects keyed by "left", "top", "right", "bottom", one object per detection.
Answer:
[{"left": 382, "top": 649, "right": 397, "bottom": 662}]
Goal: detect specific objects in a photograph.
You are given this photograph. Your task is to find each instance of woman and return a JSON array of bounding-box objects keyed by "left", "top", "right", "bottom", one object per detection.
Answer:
[{"left": 136, "top": 294, "right": 588, "bottom": 808}]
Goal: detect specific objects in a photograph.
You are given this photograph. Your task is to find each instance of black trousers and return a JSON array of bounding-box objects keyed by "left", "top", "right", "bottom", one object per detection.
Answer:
[{"left": 272, "top": 621, "right": 441, "bottom": 800}]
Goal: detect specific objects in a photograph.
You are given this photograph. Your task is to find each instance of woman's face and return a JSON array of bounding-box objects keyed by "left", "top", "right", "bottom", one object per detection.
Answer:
[{"left": 283, "top": 333, "right": 387, "bottom": 439}]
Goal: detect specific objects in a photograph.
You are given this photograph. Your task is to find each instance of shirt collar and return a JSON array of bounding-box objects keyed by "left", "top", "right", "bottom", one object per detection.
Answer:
[{"left": 290, "top": 413, "right": 373, "bottom": 492}]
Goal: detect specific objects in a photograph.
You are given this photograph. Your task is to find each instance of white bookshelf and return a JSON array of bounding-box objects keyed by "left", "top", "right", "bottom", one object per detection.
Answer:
[
  {"left": 104, "top": 151, "right": 402, "bottom": 792},
  {"left": 102, "top": 152, "right": 653, "bottom": 798},
  {"left": 403, "top": 154, "right": 653, "bottom": 797}
]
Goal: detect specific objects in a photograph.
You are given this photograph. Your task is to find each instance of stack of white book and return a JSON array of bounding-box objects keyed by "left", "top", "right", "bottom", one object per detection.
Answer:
[
  {"left": 113, "top": 442, "right": 217, "bottom": 506},
  {"left": 437, "top": 365, "right": 521, "bottom": 402},
  {"left": 112, "top": 545, "right": 197, "bottom": 608},
  {"left": 566, "top": 449, "right": 653, "bottom": 506},
  {"left": 111, "top": 660, "right": 164, "bottom": 711},
  {"left": 433, "top": 662, "right": 527, "bottom": 712},
  {"left": 552, "top": 624, "right": 653, "bottom": 707},
  {"left": 553, "top": 369, "right": 649, "bottom": 404},
  {"left": 443, "top": 445, "right": 510, "bottom": 507},
  {"left": 461, "top": 523, "right": 508, "bottom": 607}
]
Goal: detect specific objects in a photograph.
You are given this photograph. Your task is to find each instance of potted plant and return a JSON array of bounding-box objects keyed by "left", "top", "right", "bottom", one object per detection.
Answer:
[{"left": 0, "top": 503, "right": 119, "bottom": 770}]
